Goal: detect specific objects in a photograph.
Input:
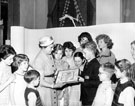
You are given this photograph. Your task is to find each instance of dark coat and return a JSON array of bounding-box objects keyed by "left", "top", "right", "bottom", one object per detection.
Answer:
[{"left": 80, "top": 58, "right": 100, "bottom": 105}]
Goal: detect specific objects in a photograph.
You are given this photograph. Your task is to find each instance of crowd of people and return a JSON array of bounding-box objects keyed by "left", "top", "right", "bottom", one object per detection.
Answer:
[{"left": 0, "top": 32, "right": 135, "bottom": 106}]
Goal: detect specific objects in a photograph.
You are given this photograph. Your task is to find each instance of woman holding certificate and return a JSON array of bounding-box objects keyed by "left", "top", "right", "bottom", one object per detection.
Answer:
[{"left": 32, "top": 36, "right": 59, "bottom": 106}]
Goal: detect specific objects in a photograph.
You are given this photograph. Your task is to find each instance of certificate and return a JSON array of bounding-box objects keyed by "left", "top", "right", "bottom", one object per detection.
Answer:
[{"left": 55, "top": 68, "right": 79, "bottom": 84}]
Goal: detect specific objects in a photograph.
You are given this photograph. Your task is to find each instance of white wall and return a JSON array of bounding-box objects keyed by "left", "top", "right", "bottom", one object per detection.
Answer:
[
  {"left": 96, "top": 0, "right": 121, "bottom": 24},
  {"left": 11, "top": 23, "right": 135, "bottom": 64}
]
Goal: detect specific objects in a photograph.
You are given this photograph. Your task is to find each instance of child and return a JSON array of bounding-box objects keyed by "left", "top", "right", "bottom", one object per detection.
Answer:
[
  {"left": 96, "top": 34, "right": 116, "bottom": 65},
  {"left": 10, "top": 54, "right": 29, "bottom": 106},
  {"left": 92, "top": 62, "right": 115, "bottom": 106},
  {"left": 52, "top": 44, "right": 69, "bottom": 73},
  {"left": 130, "top": 40, "right": 135, "bottom": 82},
  {"left": 79, "top": 41, "right": 101, "bottom": 106},
  {"left": 0, "top": 45, "right": 16, "bottom": 105},
  {"left": 96, "top": 34, "right": 117, "bottom": 84},
  {"left": 68, "top": 52, "right": 86, "bottom": 106},
  {"left": 63, "top": 41, "right": 76, "bottom": 69},
  {"left": 52, "top": 44, "right": 69, "bottom": 106},
  {"left": 112, "top": 59, "right": 135, "bottom": 106},
  {"left": 24, "top": 69, "right": 43, "bottom": 106}
]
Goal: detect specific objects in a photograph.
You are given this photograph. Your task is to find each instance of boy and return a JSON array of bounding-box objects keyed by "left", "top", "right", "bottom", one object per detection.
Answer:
[
  {"left": 24, "top": 69, "right": 43, "bottom": 106},
  {"left": 112, "top": 59, "right": 135, "bottom": 106},
  {"left": 79, "top": 41, "right": 100, "bottom": 106},
  {"left": 92, "top": 62, "right": 115, "bottom": 106}
]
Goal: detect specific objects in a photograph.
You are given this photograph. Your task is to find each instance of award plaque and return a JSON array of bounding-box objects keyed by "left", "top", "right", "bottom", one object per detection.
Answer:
[{"left": 55, "top": 68, "right": 79, "bottom": 84}]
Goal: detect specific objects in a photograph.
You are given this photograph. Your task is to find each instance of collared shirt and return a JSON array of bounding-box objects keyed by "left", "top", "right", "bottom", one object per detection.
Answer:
[
  {"left": 92, "top": 80, "right": 114, "bottom": 106},
  {"left": 97, "top": 49, "right": 116, "bottom": 65}
]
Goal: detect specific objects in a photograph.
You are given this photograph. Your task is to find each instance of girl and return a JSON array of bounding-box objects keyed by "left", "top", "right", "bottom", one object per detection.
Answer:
[
  {"left": 96, "top": 34, "right": 117, "bottom": 84},
  {"left": 0, "top": 45, "right": 16, "bottom": 106},
  {"left": 63, "top": 41, "right": 76, "bottom": 69},
  {"left": 10, "top": 54, "right": 29, "bottom": 106},
  {"left": 96, "top": 34, "right": 116, "bottom": 65},
  {"left": 52, "top": 44, "right": 69, "bottom": 106},
  {"left": 112, "top": 59, "right": 135, "bottom": 106},
  {"left": 69, "top": 52, "right": 86, "bottom": 106}
]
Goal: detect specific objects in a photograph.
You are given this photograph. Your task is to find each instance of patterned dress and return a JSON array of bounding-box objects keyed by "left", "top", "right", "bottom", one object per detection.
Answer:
[{"left": 33, "top": 50, "right": 58, "bottom": 106}]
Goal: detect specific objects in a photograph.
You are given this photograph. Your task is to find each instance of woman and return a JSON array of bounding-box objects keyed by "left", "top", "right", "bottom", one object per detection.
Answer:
[{"left": 32, "top": 36, "right": 64, "bottom": 106}]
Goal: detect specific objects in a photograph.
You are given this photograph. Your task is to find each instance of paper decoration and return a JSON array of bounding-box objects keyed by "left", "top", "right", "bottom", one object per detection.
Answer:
[{"left": 11, "top": 26, "right": 25, "bottom": 54}]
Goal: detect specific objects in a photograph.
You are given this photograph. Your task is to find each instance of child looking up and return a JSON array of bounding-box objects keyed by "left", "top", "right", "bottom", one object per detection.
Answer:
[
  {"left": 79, "top": 41, "right": 100, "bottom": 106},
  {"left": 112, "top": 59, "right": 135, "bottom": 106},
  {"left": 92, "top": 62, "right": 115, "bottom": 106},
  {"left": 24, "top": 69, "right": 43, "bottom": 106},
  {"left": 10, "top": 54, "right": 29, "bottom": 106}
]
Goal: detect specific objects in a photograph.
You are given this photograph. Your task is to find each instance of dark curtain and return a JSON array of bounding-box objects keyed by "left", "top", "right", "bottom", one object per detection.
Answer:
[
  {"left": 47, "top": 0, "right": 96, "bottom": 28},
  {"left": 122, "top": 0, "right": 135, "bottom": 22}
]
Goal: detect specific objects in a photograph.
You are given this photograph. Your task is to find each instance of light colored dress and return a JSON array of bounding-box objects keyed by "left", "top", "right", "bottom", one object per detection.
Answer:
[
  {"left": 12, "top": 73, "right": 27, "bottom": 106},
  {"left": 92, "top": 80, "right": 114, "bottom": 106},
  {"left": 32, "top": 50, "right": 58, "bottom": 106},
  {"left": 62, "top": 56, "right": 81, "bottom": 106},
  {"left": 0, "top": 61, "right": 12, "bottom": 106}
]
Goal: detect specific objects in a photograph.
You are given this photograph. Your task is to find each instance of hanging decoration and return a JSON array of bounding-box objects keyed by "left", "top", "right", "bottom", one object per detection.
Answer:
[{"left": 59, "top": 0, "right": 85, "bottom": 27}]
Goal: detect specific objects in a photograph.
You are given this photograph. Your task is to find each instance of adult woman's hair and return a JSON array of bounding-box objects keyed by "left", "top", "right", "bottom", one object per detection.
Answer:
[
  {"left": 96, "top": 34, "right": 114, "bottom": 49},
  {"left": 63, "top": 41, "right": 76, "bottom": 52},
  {"left": 78, "top": 32, "right": 93, "bottom": 43},
  {"left": 0, "top": 45, "right": 16, "bottom": 61},
  {"left": 12, "top": 54, "right": 29, "bottom": 72}
]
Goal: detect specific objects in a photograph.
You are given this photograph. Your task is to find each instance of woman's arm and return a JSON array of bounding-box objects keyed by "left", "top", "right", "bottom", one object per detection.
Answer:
[{"left": 0, "top": 74, "right": 15, "bottom": 92}]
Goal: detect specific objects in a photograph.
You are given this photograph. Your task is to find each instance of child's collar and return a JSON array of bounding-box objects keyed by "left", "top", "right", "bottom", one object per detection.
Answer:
[{"left": 120, "top": 77, "right": 128, "bottom": 84}]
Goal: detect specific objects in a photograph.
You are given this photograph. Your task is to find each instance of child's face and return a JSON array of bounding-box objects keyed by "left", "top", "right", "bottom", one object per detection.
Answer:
[
  {"left": 131, "top": 43, "right": 135, "bottom": 60},
  {"left": 98, "top": 67, "right": 108, "bottom": 81},
  {"left": 33, "top": 77, "right": 40, "bottom": 87},
  {"left": 2, "top": 54, "right": 14, "bottom": 66},
  {"left": 19, "top": 61, "right": 29, "bottom": 72},
  {"left": 74, "top": 56, "right": 83, "bottom": 68},
  {"left": 97, "top": 39, "right": 107, "bottom": 49},
  {"left": 114, "top": 67, "right": 123, "bottom": 79},
  {"left": 54, "top": 50, "right": 63, "bottom": 60},
  {"left": 65, "top": 48, "right": 73, "bottom": 58},
  {"left": 83, "top": 48, "right": 92, "bottom": 61},
  {"left": 80, "top": 37, "right": 89, "bottom": 45}
]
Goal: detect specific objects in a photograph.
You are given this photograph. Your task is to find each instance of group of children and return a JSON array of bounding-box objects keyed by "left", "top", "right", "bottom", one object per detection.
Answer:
[{"left": 0, "top": 32, "right": 135, "bottom": 106}]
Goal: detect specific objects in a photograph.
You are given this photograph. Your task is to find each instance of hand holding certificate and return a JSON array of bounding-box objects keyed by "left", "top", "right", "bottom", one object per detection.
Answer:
[{"left": 55, "top": 68, "right": 79, "bottom": 84}]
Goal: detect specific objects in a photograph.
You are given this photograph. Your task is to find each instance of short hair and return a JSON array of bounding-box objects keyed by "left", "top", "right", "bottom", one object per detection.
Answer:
[
  {"left": 115, "top": 59, "right": 131, "bottom": 77},
  {"left": 0, "top": 45, "right": 16, "bottom": 61},
  {"left": 82, "top": 41, "right": 97, "bottom": 54},
  {"left": 63, "top": 41, "right": 76, "bottom": 52},
  {"left": 78, "top": 32, "right": 93, "bottom": 43},
  {"left": 24, "top": 70, "right": 40, "bottom": 84},
  {"left": 12, "top": 54, "right": 29, "bottom": 72},
  {"left": 96, "top": 34, "right": 114, "bottom": 49},
  {"left": 131, "top": 40, "right": 135, "bottom": 45},
  {"left": 101, "top": 62, "right": 115, "bottom": 77}
]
